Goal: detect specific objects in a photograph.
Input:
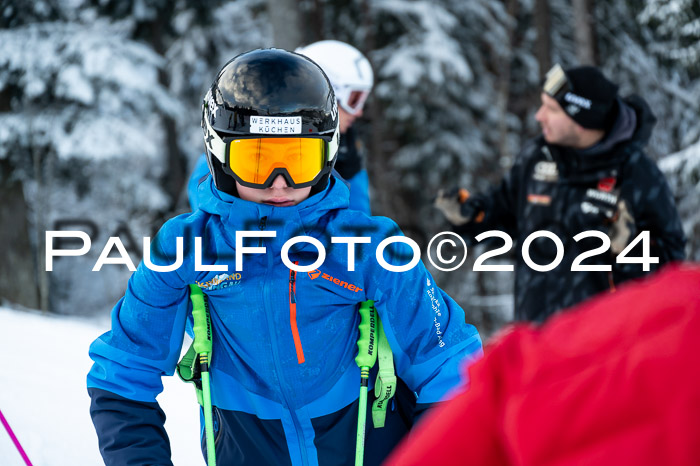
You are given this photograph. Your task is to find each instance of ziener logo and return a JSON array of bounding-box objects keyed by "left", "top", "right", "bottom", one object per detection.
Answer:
[{"left": 308, "top": 269, "right": 363, "bottom": 292}]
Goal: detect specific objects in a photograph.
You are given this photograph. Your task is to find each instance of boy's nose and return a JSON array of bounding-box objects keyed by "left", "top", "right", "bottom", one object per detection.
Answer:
[{"left": 270, "top": 174, "right": 289, "bottom": 189}]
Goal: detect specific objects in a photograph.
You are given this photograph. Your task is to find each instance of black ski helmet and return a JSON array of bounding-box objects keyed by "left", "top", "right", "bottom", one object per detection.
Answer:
[{"left": 201, "top": 48, "right": 340, "bottom": 196}]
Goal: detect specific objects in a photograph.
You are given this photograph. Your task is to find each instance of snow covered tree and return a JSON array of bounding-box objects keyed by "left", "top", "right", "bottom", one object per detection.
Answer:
[
  {"left": 0, "top": 0, "right": 269, "bottom": 315},
  {"left": 636, "top": 0, "right": 700, "bottom": 261},
  {"left": 0, "top": 16, "right": 176, "bottom": 313},
  {"left": 660, "top": 141, "right": 700, "bottom": 261},
  {"left": 637, "top": 0, "right": 700, "bottom": 78},
  {"left": 354, "top": 0, "right": 523, "bottom": 331},
  {"left": 165, "top": 0, "right": 271, "bottom": 210}
]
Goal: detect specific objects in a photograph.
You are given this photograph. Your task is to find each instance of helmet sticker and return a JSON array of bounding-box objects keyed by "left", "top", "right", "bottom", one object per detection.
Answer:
[
  {"left": 250, "top": 116, "right": 302, "bottom": 134},
  {"left": 205, "top": 90, "right": 220, "bottom": 119},
  {"left": 330, "top": 99, "right": 338, "bottom": 120}
]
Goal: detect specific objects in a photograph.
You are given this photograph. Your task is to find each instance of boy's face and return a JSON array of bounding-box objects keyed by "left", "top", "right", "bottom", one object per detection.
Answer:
[{"left": 236, "top": 175, "right": 312, "bottom": 206}]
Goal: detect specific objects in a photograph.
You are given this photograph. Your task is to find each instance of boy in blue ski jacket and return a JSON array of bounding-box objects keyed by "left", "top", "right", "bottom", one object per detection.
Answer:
[{"left": 87, "top": 48, "right": 483, "bottom": 466}]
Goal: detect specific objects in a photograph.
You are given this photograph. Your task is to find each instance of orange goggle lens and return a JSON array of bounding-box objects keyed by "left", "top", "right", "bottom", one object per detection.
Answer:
[{"left": 226, "top": 138, "right": 326, "bottom": 187}]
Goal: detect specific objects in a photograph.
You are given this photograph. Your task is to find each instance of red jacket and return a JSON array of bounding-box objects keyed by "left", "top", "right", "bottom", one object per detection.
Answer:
[{"left": 387, "top": 264, "right": 700, "bottom": 465}]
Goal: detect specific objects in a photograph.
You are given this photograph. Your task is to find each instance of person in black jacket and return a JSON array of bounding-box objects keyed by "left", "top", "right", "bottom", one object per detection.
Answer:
[{"left": 435, "top": 64, "right": 686, "bottom": 323}]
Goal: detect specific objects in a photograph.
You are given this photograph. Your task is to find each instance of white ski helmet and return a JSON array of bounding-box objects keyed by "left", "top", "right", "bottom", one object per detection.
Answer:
[{"left": 296, "top": 40, "right": 373, "bottom": 116}]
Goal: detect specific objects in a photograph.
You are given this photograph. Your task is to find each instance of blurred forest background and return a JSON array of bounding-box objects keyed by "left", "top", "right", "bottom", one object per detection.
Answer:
[{"left": 1, "top": 0, "right": 698, "bottom": 335}]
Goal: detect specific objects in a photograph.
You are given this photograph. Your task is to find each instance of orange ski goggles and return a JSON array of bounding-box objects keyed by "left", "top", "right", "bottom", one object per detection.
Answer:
[{"left": 223, "top": 136, "right": 331, "bottom": 188}]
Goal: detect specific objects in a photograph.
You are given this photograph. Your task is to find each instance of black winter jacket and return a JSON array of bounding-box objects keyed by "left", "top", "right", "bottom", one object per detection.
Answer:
[{"left": 459, "top": 95, "right": 686, "bottom": 322}]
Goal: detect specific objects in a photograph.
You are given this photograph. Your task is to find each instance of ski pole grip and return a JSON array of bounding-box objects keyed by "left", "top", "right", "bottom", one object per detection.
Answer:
[
  {"left": 355, "top": 300, "right": 377, "bottom": 370},
  {"left": 189, "top": 284, "right": 213, "bottom": 355}
]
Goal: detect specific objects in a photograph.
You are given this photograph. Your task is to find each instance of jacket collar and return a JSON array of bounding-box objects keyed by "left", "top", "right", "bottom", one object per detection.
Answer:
[{"left": 196, "top": 174, "right": 350, "bottom": 251}]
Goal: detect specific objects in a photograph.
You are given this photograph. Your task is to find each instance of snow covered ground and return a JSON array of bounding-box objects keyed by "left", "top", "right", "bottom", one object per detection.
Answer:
[{"left": 0, "top": 306, "right": 202, "bottom": 466}]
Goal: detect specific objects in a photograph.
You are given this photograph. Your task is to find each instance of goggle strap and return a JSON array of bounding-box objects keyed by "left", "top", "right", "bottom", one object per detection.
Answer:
[{"left": 328, "top": 125, "right": 339, "bottom": 162}]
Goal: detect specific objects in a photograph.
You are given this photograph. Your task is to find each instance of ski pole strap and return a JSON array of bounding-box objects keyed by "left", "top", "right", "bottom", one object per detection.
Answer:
[
  {"left": 176, "top": 284, "right": 212, "bottom": 406},
  {"left": 176, "top": 344, "right": 204, "bottom": 405},
  {"left": 354, "top": 300, "right": 397, "bottom": 429},
  {"left": 371, "top": 316, "right": 396, "bottom": 428}
]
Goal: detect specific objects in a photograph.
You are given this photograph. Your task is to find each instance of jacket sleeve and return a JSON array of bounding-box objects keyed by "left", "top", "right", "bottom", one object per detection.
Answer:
[
  {"left": 88, "top": 387, "right": 172, "bottom": 466},
  {"left": 614, "top": 153, "right": 686, "bottom": 282},
  {"left": 363, "top": 221, "right": 483, "bottom": 408},
  {"left": 86, "top": 225, "right": 191, "bottom": 465}
]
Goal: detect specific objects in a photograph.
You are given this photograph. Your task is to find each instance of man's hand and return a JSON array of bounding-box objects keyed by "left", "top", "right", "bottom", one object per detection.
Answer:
[{"left": 434, "top": 188, "right": 484, "bottom": 226}]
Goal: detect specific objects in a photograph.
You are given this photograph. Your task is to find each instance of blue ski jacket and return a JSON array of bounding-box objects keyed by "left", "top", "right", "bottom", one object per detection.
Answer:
[{"left": 88, "top": 175, "right": 483, "bottom": 466}]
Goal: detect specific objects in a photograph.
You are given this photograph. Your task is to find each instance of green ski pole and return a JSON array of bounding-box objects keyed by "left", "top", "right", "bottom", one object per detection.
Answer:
[
  {"left": 189, "top": 284, "right": 216, "bottom": 466},
  {"left": 355, "top": 300, "right": 378, "bottom": 466}
]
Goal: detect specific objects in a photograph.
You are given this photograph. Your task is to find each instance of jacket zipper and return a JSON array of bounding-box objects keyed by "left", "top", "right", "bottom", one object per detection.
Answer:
[
  {"left": 289, "top": 262, "right": 305, "bottom": 364},
  {"left": 258, "top": 216, "right": 267, "bottom": 247},
  {"left": 259, "top": 217, "right": 309, "bottom": 465}
]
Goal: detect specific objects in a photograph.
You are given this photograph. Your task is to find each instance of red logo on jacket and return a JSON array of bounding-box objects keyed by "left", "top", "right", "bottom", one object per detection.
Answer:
[{"left": 597, "top": 177, "right": 617, "bottom": 192}]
